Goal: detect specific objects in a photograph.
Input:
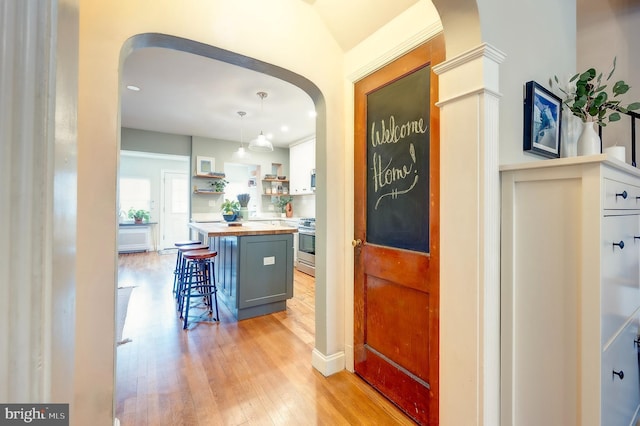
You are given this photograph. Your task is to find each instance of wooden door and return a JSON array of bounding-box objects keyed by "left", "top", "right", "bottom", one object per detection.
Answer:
[{"left": 353, "top": 35, "right": 443, "bottom": 425}]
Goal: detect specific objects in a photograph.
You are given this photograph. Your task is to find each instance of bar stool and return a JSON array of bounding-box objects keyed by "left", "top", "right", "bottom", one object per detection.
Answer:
[
  {"left": 174, "top": 243, "right": 209, "bottom": 308},
  {"left": 179, "top": 249, "right": 219, "bottom": 329},
  {"left": 172, "top": 241, "right": 206, "bottom": 298}
]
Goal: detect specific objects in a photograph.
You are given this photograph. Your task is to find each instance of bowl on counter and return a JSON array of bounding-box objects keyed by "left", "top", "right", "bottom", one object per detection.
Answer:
[
  {"left": 222, "top": 213, "right": 237, "bottom": 222},
  {"left": 277, "top": 175, "right": 286, "bottom": 180}
]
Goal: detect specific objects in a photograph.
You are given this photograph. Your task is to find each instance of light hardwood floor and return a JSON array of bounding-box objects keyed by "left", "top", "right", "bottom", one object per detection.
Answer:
[{"left": 116, "top": 251, "right": 415, "bottom": 425}]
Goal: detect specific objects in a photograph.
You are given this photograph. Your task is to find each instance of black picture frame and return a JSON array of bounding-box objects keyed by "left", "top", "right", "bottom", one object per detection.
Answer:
[{"left": 523, "top": 81, "right": 562, "bottom": 158}]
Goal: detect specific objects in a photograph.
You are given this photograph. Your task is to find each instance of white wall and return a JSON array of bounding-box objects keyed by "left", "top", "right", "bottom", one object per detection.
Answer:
[
  {"left": 478, "top": 0, "right": 577, "bottom": 164},
  {"left": 578, "top": 0, "right": 640, "bottom": 162}
]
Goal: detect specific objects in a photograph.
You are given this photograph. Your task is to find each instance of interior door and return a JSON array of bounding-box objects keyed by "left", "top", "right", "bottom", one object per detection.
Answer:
[
  {"left": 353, "top": 35, "right": 443, "bottom": 425},
  {"left": 160, "top": 170, "right": 189, "bottom": 249}
]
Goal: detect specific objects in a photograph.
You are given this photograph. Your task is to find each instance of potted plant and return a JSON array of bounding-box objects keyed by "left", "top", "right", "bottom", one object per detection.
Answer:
[
  {"left": 551, "top": 58, "right": 640, "bottom": 155},
  {"left": 220, "top": 199, "right": 240, "bottom": 222},
  {"left": 127, "top": 207, "right": 150, "bottom": 224},
  {"left": 275, "top": 196, "right": 293, "bottom": 218},
  {"left": 209, "top": 179, "right": 228, "bottom": 193}
]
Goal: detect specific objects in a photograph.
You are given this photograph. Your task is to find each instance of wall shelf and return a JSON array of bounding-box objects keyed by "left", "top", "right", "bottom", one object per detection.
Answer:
[
  {"left": 193, "top": 174, "right": 225, "bottom": 179},
  {"left": 193, "top": 190, "right": 224, "bottom": 195}
]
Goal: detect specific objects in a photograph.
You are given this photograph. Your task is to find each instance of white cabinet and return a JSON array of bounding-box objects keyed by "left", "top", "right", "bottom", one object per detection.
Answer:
[
  {"left": 501, "top": 155, "right": 640, "bottom": 426},
  {"left": 289, "top": 138, "right": 315, "bottom": 195}
]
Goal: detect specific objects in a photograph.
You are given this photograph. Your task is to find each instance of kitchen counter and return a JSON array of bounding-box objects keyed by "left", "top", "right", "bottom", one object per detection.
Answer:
[
  {"left": 188, "top": 221, "right": 297, "bottom": 238},
  {"left": 190, "top": 214, "right": 302, "bottom": 224},
  {"left": 188, "top": 221, "right": 296, "bottom": 320}
]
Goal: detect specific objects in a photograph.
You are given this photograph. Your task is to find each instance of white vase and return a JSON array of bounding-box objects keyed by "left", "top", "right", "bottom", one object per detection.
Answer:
[
  {"left": 577, "top": 121, "right": 601, "bottom": 156},
  {"left": 239, "top": 207, "right": 249, "bottom": 220},
  {"left": 561, "top": 108, "right": 580, "bottom": 157}
]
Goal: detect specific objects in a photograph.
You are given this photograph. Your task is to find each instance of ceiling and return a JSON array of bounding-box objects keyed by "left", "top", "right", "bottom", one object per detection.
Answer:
[{"left": 119, "top": 0, "right": 420, "bottom": 148}]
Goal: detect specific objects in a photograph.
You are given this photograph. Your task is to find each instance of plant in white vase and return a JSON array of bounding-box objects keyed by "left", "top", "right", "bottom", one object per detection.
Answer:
[{"left": 551, "top": 58, "right": 640, "bottom": 156}]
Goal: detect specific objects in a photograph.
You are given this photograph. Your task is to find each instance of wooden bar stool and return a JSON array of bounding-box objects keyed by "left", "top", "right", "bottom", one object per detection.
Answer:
[
  {"left": 179, "top": 249, "right": 219, "bottom": 329},
  {"left": 172, "top": 241, "right": 206, "bottom": 298}
]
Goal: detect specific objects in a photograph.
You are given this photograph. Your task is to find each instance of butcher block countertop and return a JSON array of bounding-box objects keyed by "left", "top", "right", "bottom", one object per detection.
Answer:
[{"left": 189, "top": 221, "right": 298, "bottom": 237}]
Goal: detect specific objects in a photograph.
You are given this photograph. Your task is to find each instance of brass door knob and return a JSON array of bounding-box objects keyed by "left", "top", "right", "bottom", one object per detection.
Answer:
[{"left": 351, "top": 239, "right": 362, "bottom": 248}]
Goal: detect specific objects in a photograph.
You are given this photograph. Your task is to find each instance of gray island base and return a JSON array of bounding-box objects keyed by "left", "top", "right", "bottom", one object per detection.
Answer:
[{"left": 188, "top": 222, "right": 297, "bottom": 320}]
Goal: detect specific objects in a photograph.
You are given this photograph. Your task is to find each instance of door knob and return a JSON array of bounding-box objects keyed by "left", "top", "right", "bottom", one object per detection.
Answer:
[{"left": 352, "top": 239, "right": 362, "bottom": 248}]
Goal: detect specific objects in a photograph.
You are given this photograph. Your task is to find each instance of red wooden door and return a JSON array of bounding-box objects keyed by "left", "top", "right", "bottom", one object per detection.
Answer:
[{"left": 353, "top": 35, "right": 443, "bottom": 425}]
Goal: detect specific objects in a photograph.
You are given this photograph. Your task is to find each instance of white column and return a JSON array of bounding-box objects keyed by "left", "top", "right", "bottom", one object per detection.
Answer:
[
  {"left": 433, "top": 43, "right": 505, "bottom": 426},
  {"left": 0, "top": 0, "right": 77, "bottom": 406},
  {"left": 0, "top": 0, "right": 56, "bottom": 402}
]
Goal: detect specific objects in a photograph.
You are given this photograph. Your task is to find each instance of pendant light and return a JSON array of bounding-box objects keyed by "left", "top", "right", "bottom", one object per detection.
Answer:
[
  {"left": 232, "top": 111, "right": 251, "bottom": 160},
  {"left": 248, "top": 91, "right": 274, "bottom": 152}
]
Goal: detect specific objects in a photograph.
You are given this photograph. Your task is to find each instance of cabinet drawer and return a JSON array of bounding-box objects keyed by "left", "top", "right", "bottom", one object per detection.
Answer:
[
  {"left": 601, "top": 317, "right": 640, "bottom": 426},
  {"left": 604, "top": 178, "right": 640, "bottom": 210},
  {"left": 601, "top": 215, "right": 640, "bottom": 344}
]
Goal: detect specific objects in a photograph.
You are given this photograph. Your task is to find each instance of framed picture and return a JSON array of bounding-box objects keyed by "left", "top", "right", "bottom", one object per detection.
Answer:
[
  {"left": 196, "top": 156, "right": 215, "bottom": 175},
  {"left": 523, "top": 81, "right": 562, "bottom": 158}
]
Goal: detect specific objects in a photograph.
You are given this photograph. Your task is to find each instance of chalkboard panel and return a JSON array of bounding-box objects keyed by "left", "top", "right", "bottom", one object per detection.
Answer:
[{"left": 366, "top": 66, "right": 430, "bottom": 253}]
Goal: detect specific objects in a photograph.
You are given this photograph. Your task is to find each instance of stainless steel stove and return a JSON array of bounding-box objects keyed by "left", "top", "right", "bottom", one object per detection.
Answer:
[{"left": 297, "top": 218, "right": 315, "bottom": 276}]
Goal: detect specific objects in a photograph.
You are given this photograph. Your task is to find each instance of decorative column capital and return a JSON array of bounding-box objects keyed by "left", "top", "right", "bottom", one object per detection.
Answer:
[{"left": 433, "top": 43, "right": 506, "bottom": 106}]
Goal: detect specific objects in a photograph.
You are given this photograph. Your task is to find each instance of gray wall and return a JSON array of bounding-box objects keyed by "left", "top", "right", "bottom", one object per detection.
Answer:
[
  {"left": 122, "top": 127, "right": 292, "bottom": 217},
  {"left": 191, "top": 136, "right": 289, "bottom": 216},
  {"left": 121, "top": 127, "right": 191, "bottom": 156}
]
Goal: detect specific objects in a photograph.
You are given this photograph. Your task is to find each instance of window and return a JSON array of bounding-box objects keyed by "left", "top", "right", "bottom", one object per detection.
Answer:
[{"left": 119, "top": 177, "right": 151, "bottom": 216}]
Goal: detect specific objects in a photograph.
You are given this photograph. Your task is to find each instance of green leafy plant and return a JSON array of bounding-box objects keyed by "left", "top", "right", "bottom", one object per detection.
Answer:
[
  {"left": 209, "top": 179, "right": 228, "bottom": 193},
  {"left": 127, "top": 208, "right": 150, "bottom": 222},
  {"left": 274, "top": 196, "right": 292, "bottom": 213},
  {"left": 551, "top": 57, "right": 640, "bottom": 126},
  {"left": 220, "top": 199, "right": 240, "bottom": 215}
]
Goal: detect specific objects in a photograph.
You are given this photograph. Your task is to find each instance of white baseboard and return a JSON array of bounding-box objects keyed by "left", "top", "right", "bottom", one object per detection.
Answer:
[
  {"left": 344, "top": 343, "right": 354, "bottom": 372},
  {"left": 311, "top": 348, "right": 345, "bottom": 376}
]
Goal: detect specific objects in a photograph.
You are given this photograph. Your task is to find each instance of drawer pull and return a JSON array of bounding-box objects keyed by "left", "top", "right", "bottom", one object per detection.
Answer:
[
  {"left": 616, "top": 190, "right": 628, "bottom": 199},
  {"left": 613, "top": 370, "right": 625, "bottom": 380},
  {"left": 635, "top": 337, "right": 640, "bottom": 347},
  {"left": 613, "top": 240, "right": 625, "bottom": 250}
]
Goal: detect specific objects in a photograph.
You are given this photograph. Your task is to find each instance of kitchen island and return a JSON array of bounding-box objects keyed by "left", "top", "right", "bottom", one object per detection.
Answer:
[{"left": 188, "top": 221, "right": 297, "bottom": 320}]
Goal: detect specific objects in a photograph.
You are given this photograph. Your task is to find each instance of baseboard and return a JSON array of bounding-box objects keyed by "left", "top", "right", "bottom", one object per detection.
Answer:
[
  {"left": 311, "top": 348, "right": 345, "bottom": 376},
  {"left": 344, "top": 343, "right": 354, "bottom": 372}
]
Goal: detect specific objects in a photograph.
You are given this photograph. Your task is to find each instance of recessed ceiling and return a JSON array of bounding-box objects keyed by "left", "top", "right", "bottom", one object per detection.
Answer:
[{"left": 121, "top": 47, "right": 317, "bottom": 147}]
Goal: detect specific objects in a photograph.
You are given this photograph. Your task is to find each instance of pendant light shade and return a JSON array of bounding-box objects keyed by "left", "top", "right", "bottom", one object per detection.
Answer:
[
  {"left": 249, "top": 91, "right": 274, "bottom": 152},
  {"left": 232, "top": 111, "right": 251, "bottom": 160}
]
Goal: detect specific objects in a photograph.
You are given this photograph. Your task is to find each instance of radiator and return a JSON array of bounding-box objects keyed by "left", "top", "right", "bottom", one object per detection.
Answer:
[{"left": 118, "top": 226, "right": 151, "bottom": 253}]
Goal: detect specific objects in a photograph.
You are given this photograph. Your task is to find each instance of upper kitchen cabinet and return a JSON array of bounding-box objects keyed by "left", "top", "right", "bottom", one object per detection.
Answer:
[{"left": 289, "top": 138, "right": 315, "bottom": 195}]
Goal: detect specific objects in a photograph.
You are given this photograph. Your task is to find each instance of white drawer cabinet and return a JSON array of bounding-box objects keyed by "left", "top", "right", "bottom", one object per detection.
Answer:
[
  {"left": 602, "top": 316, "right": 640, "bottom": 425},
  {"left": 501, "top": 155, "right": 640, "bottom": 426},
  {"left": 601, "top": 215, "right": 640, "bottom": 345}
]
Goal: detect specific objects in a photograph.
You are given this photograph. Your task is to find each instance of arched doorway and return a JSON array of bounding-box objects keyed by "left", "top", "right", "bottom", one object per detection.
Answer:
[{"left": 115, "top": 29, "right": 326, "bottom": 410}]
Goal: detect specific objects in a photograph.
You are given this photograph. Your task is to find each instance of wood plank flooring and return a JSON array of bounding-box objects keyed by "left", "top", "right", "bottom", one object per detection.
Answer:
[{"left": 116, "top": 251, "right": 415, "bottom": 425}]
